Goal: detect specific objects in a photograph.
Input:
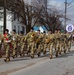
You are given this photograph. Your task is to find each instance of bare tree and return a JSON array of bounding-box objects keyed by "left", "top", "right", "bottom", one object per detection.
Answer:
[{"left": 0, "top": 0, "right": 64, "bottom": 33}]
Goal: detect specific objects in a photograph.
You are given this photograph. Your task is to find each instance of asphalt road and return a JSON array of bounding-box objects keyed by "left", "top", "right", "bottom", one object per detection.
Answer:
[
  {"left": 0, "top": 45, "right": 74, "bottom": 75},
  {"left": 9, "top": 46, "right": 74, "bottom": 75}
]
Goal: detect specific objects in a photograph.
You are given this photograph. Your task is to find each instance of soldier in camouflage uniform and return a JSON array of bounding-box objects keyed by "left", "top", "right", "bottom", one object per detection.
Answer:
[
  {"left": 18, "top": 31, "right": 26, "bottom": 57},
  {"left": 25, "top": 28, "right": 34, "bottom": 55},
  {"left": 36, "top": 30, "right": 41, "bottom": 56},
  {"left": 54, "top": 30, "right": 61, "bottom": 57},
  {"left": 62, "top": 31, "right": 67, "bottom": 53},
  {"left": 3, "top": 29, "right": 11, "bottom": 62},
  {"left": 48, "top": 32, "right": 54, "bottom": 59},
  {"left": 57, "top": 30, "right": 62, "bottom": 55},
  {"left": 25, "top": 28, "right": 36, "bottom": 58},
  {"left": 54, "top": 30, "right": 58, "bottom": 57},
  {"left": 36, "top": 30, "right": 45, "bottom": 57},
  {"left": 54, "top": 30, "right": 58, "bottom": 51},
  {"left": 65, "top": 32, "right": 72, "bottom": 52},
  {"left": 59, "top": 30, "right": 64, "bottom": 55},
  {"left": 42, "top": 31, "right": 47, "bottom": 55},
  {"left": 43, "top": 30, "right": 52, "bottom": 55},
  {"left": 11, "top": 29, "right": 18, "bottom": 58},
  {"left": 44, "top": 30, "right": 54, "bottom": 59}
]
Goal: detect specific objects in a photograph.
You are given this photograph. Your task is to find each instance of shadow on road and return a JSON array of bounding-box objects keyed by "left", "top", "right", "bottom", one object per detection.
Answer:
[
  {"left": 56, "top": 49, "right": 74, "bottom": 59},
  {"left": 10, "top": 57, "right": 30, "bottom": 62},
  {"left": 6, "top": 49, "right": 74, "bottom": 62}
]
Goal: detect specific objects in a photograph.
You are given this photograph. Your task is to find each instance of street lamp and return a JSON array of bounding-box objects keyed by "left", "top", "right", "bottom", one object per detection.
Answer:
[{"left": 3, "top": 0, "right": 6, "bottom": 34}]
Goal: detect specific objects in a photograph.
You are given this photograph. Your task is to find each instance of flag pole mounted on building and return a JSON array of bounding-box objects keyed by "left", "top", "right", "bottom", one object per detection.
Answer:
[{"left": 3, "top": 0, "right": 6, "bottom": 33}]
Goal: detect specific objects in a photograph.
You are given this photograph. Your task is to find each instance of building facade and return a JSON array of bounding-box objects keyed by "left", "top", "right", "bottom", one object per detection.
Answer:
[{"left": 0, "top": 8, "right": 26, "bottom": 34}]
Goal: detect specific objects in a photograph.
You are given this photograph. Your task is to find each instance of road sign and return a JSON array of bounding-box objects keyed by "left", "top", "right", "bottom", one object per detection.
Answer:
[{"left": 66, "top": 24, "right": 74, "bottom": 32}]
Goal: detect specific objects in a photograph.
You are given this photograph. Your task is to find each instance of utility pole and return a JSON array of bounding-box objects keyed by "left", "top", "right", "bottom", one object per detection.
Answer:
[
  {"left": 65, "top": 0, "right": 67, "bottom": 30},
  {"left": 3, "top": 0, "right": 6, "bottom": 33}
]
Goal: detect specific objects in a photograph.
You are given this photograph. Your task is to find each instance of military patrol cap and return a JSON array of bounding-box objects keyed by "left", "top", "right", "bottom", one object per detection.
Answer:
[
  {"left": 43, "top": 31, "right": 46, "bottom": 33},
  {"left": 20, "top": 31, "right": 24, "bottom": 34},
  {"left": 5, "top": 29, "right": 9, "bottom": 32},
  {"left": 31, "top": 27, "right": 34, "bottom": 30},
  {"left": 37, "top": 29, "right": 40, "bottom": 31},
  {"left": 13, "top": 29, "right": 16, "bottom": 32}
]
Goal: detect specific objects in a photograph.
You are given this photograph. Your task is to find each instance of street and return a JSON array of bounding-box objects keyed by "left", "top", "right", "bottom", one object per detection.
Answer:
[{"left": 0, "top": 45, "right": 74, "bottom": 75}]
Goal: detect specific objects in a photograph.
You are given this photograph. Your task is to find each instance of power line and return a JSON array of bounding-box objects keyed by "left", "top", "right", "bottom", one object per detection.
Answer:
[
  {"left": 56, "top": 3, "right": 64, "bottom": 9},
  {"left": 67, "top": 4, "right": 74, "bottom": 9},
  {"left": 68, "top": 0, "right": 74, "bottom": 6}
]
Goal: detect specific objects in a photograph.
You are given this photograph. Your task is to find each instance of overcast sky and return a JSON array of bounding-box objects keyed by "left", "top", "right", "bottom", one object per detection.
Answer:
[
  {"left": 26, "top": 0, "right": 74, "bottom": 25},
  {"left": 47, "top": 0, "right": 74, "bottom": 25}
]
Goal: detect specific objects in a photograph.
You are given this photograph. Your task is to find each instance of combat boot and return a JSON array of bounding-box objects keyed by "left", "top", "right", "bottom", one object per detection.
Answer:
[
  {"left": 31, "top": 54, "right": 34, "bottom": 58},
  {"left": 55, "top": 50, "right": 59, "bottom": 57},
  {"left": 49, "top": 54, "right": 52, "bottom": 59},
  {"left": 37, "top": 52, "right": 40, "bottom": 57},
  {"left": 4, "top": 58, "right": 10, "bottom": 62},
  {"left": 12, "top": 55, "right": 17, "bottom": 59},
  {"left": 64, "top": 50, "right": 66, "bottom": 53},
  {"left": 43, "top": 50, "right": 46, "bottom": 55}
]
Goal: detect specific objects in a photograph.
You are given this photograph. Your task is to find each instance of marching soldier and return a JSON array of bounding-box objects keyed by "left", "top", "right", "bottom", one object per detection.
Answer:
[
  {"left": 11, "top": 29, "right": 18, "bottom": 58},
  {"left": 59, "top": 30, "right": 64, "bottom": 55},
  {"left": 65, "top": 32, "right": 72, "bottom": 52},
  {"left": 25, "top": 28, "right": 36, "bottom": 58},
  {"left": 57, "top": 30, "right": 62, "bottom": 55},
  {"left": 42, "top": 31, "right": 47, "bottom": 54},
  {"left": 54, "top": 30, "right": 61, "bottom": 57},
  {"left": 25, "top": 28, "right": 34, "bottom": 54},
  {"left": 48, "top": 32, "right": 54, "bottom": 59},
  {"left": 43, "top": 30, "right": 52, "bottom": 55},
  {"left": 62, "top": 31, "right": 67, "bottom": 53},
  {"left": 36, "top": 30, "right": 46, "bottom": 57},
  {"left": 18, "top": 31, "right": 26, "bottom": 57},
  {"left": 44, "top": 30, "right": 54, "bottom": 59},
  {"left": 3, "top": 29, "right": 11, "bottom": 62},
  {"left": 36, "top": 30, "right": 43, "bottom": 57},
  {"left": 54, "top": 30, "right": 58, "bottom": 51},
  {"left": 54, "top": 30, "right": 58, "bottom": 57}
]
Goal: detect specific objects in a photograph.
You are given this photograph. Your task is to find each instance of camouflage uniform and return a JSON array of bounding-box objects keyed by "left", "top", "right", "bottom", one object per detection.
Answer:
[
  {"left": 36, "top": 33, "right": 44, "bottom": 56},
  {"left": 11, "top": 33, "right": 18, "bottom": 58},
  {"left": 54, "top": 31, "right": 61, "bottom": 57},
  {"left": 25, "top": 31, "right": 36, "bottom": 58},
  {"left": 18, "top": 34, "right": 26, "bottom": 56},
  {"left": 3, "top": 34, "right": 11, "bottom": 62},
  {"left": 59, "top": 33, "right": 64, "bottom": 54},
  {"left": 42, "top": 32, "right": 47, "bottom": 54},
  {"left": 45, "top": 33, "right": 54, "bottom": 59},
  {"left": 65, "top": 32, "right": 72, "bottom": 52},
  {"left": 43, "top": 33, "right": 51, "bottom": 55},
  {"left": 57, "top": 31, "right": 62, "bottom": 55},
  {"left": 62, "top": 33, "right": 67, "bottom": 53}
]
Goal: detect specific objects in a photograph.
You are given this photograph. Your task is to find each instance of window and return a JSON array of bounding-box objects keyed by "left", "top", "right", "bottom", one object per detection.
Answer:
[
  {"left": 0, "top": 12, "right": 3, "bottom": 21},
  {"left": 22, "top": 26, "right": 25, "bottom": 34},
  {"left": 14, "top": 25, "right": 16, "bottom": 30},
  {"left": 0, "top": 26, "right": 3, "bottom": 34},
  {"left": 18, "top": 26, "right": 20, "bottom": 34}
]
